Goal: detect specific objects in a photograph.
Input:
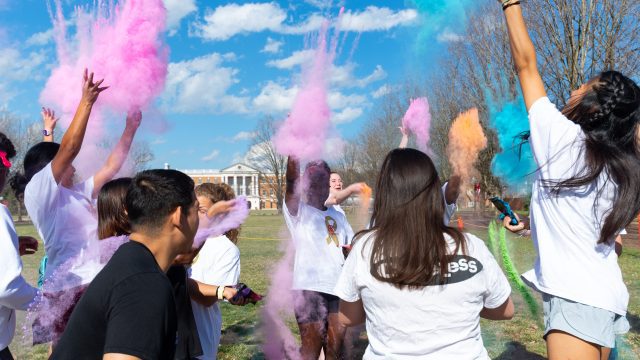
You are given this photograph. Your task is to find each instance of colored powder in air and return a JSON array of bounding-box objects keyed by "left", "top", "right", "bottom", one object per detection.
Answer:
[
  {"left": 41, "top": 0, "right": 168, "bottom": 178},
  {"left": 488, "top": 97, "right": 537, "bottom": 189},
  {"left": 272, "top": 21, "right": 333, "bottom": 161},
  {"left": 494, "top": 222, "right": 541, "bottom": 323},
  {"left": 193, "top": 196, "right": 250, "bottom": 249},
  {"left": 402, "top": 97, "right": 431, "bottom": 153},
  {"left": 446, "top": 108, "right": 487, "bottom": 184},
  {"left": 411, "top": 0, "right": 476, "bottom": 53}
]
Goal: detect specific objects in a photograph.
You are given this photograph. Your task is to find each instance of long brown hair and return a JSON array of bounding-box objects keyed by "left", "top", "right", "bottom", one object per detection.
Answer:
[
  {"left": 97, "top": 177, "right": 132, "bottom": 239},
  {"left": 356, "top": 148, "right": 466, "bottom": 289},
  {"left": 554, "top": 71, "right": 640, "bottom": 243},
  {"left": 195, "top": 183, "right": 240, "bottom": 243}
]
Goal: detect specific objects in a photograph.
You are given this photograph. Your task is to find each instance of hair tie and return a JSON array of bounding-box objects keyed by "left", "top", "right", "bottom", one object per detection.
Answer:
[{"left": 0, "top": 151, "right": 11, "bottom": 168}]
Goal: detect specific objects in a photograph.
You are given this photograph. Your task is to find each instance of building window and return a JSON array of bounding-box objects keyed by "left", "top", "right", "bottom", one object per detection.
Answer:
[
  {"left": 270, "top": 190, "right": 274, "bottom": 196},
  {"left": 262, "top": 190, "right": 266, "bottom": 196}
]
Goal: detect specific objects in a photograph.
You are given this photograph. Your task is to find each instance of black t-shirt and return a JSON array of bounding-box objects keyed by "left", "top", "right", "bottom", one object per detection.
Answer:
[
  {"left": 166, "top": 265, "right": 202, "bottom": 360},
  {"left": 51, "top": 241, "right": 177, "bottom": 360}
]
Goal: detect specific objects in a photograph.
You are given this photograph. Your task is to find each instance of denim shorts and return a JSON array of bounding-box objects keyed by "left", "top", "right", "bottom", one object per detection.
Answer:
[{"left": 542, "top": 293, "right": 630, "bottom": 348}]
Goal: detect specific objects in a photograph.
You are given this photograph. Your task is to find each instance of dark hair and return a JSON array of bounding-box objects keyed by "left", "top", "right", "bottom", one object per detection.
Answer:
[
  {"left": 556, "top": 71, "right": 640, "bottom": 243},
  {"left": 10, "top": 142, "right": 60, "bottom": 197},
  {"left": 356, "top": 148, "right": 467, "bottom": 289},
  {"left": 98, "top": 177, "right": 132, "bottom": 239},
  {"left": 126, "top": 169, "right": 195, "bottom": 233},
  {"left": 195, "top": 183, "right": 240, "bottom": 244},
  {"left": 0, "top": 132, "right": 16, "bottom": 160}
]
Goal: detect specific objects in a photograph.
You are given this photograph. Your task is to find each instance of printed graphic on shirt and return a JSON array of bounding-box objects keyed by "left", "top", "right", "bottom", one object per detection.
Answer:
[
  {"left": 422, "top": 255, "right": 484, "bottom": 286},
  {"left": 325, "top": 216, "right": 339, "bottom": 247}
]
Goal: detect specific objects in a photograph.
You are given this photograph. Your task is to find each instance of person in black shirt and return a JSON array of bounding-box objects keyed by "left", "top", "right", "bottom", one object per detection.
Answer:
[{"left": 51, "top": 169, "right": 200, "bottom": 360}]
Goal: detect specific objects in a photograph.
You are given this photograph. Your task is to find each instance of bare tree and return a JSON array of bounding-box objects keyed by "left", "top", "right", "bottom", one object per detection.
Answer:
[{"left": 247, "top": 116, "right": 287, "bottom": 212}]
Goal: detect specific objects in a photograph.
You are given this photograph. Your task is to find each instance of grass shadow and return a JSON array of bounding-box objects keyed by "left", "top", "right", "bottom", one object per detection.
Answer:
[{"left": 493, "top": 341, "right": 546, "bottom": 360}]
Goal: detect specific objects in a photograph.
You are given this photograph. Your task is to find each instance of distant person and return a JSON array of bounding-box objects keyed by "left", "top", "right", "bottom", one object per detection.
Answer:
[
  {"left": 334, "top": 148, "right": 513, "bottom": 358},
  {"left": 0, "top": 132, "right": 38, "bottom": 360},
  {"left": 51, "top": 169, "right": 200, "bottom": 359},
  {"left": 324, "top": 172, "right": 367, "bottom": 215},
  {"left": 285, "top": 158, "right": 354, "bottom": 360},
  {"left": 498, "top": 1, "right": 638, "bottom": 357}
]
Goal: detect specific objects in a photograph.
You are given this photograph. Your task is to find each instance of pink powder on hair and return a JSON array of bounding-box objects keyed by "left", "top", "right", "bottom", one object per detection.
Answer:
[{"left": 193, "top": 196, "right": 250, "bottom": 249}]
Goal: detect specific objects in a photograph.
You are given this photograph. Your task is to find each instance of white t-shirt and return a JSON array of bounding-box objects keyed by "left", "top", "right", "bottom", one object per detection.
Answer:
[
  {"left": 23, "top": 163, "right": 101, "bottom": 290},
  {"left": 189, "top": 235, "right": 241, "bottom": 360},
  {"left": 284, "top": 201, "right": 354, "bottom": 295},
  {"left": 522, "top": 97, "right": 629, "bottom": 315},
  {"left": 442, "top": 182, "right": 457, "bottom": 226},
  {"left": 0, "top": 204, "right": 38, "bottom": 349},
  {"left": 334, "top": 232, "right": 510, "bottom": 359}
]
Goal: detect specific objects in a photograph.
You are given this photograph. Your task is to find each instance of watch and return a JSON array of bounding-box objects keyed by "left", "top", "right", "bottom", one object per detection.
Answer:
[{"left": 43, "top": 129, "right": 52, "bottom": 136}]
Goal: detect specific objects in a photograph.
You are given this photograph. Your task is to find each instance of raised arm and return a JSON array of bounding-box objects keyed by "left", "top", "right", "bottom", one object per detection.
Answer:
[
  {"left": 285, "top": 156, "right": 300, "bottom": 216},
  {"left": 398, "top": 126, "right": 409, "bottom": 149},
  {"left": 92, "top": 110, "right": 141, "bottom": 198},
  {"left": 326, "top": 183, "right": 367, "bottom": 206},
  {"left": 51, "top": 69, "right": 108, "bottom": 184},
  {"left": 41, "top": 107, "right": 58, "bottom": 142},
  {"left": 500, "top": 1, "right": 546, "bottom": 109}
]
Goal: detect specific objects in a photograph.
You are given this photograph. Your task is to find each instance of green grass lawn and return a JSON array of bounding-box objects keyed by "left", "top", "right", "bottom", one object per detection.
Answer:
[{"left": 9, "top": 214, "right": 640, "bottom": 359}]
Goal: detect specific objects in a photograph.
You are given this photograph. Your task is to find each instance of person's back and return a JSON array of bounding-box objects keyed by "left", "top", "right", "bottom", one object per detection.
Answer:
[
  {"left": 52, "top": 241, "right": 177, "bottom": 359},
  {"left": 337, "top": 232, "right": 509, "bottom": 359},
  {"left": 334, "top": 148, "right": 513, "bottom": 359}
]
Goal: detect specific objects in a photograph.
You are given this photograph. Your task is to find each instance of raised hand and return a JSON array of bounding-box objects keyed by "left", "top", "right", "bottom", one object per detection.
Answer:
[
  {"left": 207, "top": 199, "right": 236, "bottom": 218},
  {"left": 81, "top": 68, "right": 108, "bottom": 105},
  {"left": 398, "top": 126, "right": 409, "bottom": 148},
  {"left": 42, "top": 107, "right": 58, "bottom": 132}
]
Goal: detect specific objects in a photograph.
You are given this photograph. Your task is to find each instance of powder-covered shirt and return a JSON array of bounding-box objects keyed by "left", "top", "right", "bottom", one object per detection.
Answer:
[
  {"left": 24, "top": 163, "right": 101, "bottom": 290},
  {"left": 284, "top": 201, "right": 354, "bottom": 295},
  {"left": 522, "top": 97, "right": 628, "bottom": 315},
  {"left": 334, "top": 232, "right": 510, "bottom": 359},
  {"left": 189, "top": 235, "right": 241, "bottom": 360},
  {"left": 0, "top": 204, "right": 38, "bottom": 349}
]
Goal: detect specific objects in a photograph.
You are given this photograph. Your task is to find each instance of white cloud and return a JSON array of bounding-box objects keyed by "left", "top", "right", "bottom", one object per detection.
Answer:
[
  {"left": 163, "top": 0, "right": 197, "bottom": 34},
  {"left": 328, "top": 92, "right": 367, "bottom": 109},
  {"left": 193, "top": 2, "right": 287, "bottom": 41},
  {"left": 330, "top": 64, "right": 386, "bottom": 88},
  {"left": 26, "top": 29, "right": 54, "bottom": 46},
  {"left": 266, "top": 49, "right": 314, "bottom": 69},
  {"left": 233, "top": 131, "right": 257, "bottom": 141},
  {"left": 161, "top": 52, "right": 250, "bottom": 114},
  {"left": 192, "top": 3, "right": 417, "bottom": 41},
  {"left": 0, "top": 48, "right": 46, "bottom": 81},
  {"left": 201, "top": 149, "right": 220, "bottom": 161},
  {"left": 437, "top": 30, "right": 464, "bottom": 43},
  {"left": 151, "top": 137, "right": 167, "bottom": 145},
  {"left": 372, "top": 84, "right": 397, "bottom": 99},
  {"left": 338, "top": 6, "right": 418, "bottom": 32},
  {"left": 261, "top": 37, "right": 284, "bottom": 54},
  {"left": 252, "top": 81, "right": 298, "bottom": 113},
  {"left": 332, "top": 107, "right": 363, "bottom": 124}
]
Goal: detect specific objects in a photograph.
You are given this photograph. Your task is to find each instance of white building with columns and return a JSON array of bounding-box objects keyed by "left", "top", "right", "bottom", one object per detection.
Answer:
[{"left": 180, "top": 163, "right": 263, "bottom": 210}]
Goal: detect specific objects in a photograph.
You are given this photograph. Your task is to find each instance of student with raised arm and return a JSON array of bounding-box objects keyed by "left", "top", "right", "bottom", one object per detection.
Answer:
[
  {"left": 399, "top": 126, "right": 460, "bottom": 225},
  {"left": 284, "top": 157, "right": 354, "bottom": 360},
  {"left": 37, "top": 107, "right": 57, "bottom": 289},
  {"left": 325, "top": 172, "right": 367, "bottom": 215},
  {"left": 0, "top": 132, "right": 38, "bottom": 360},
  {"left": 10, "top": 69, "right": 142, "bottom": 346},
  {"left": 498, "top": 1, "right": 639, "bottom": 358},
  {"left": 334, "top": 148, "right": 513, "bottom": 358}
]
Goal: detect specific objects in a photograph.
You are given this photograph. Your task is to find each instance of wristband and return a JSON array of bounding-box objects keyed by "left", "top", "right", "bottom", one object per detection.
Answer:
[
  {"left": 43, "top": 129, "right": 53, "bottom": 136},
  {"left": 503, "top": 0, "right": 521, "bottom": 10},
  {"left": 217, "top": 285, "right": 225, "bottom": 300}
]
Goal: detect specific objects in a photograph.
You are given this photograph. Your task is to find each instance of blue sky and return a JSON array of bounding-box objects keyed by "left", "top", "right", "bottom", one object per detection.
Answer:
[{"left": 0, "top": 0, "right": 463, "bottom": 170}]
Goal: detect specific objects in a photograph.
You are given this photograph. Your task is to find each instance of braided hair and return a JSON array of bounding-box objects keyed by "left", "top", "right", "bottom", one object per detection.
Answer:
[{"left": 554, "top": 71, "right": 640, "bottom": 243}]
